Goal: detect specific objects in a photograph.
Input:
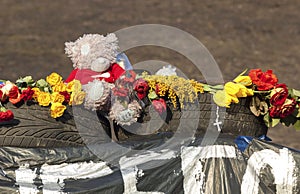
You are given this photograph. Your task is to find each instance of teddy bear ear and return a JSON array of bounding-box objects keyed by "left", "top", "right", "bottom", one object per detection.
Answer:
[{"left": 105, "top": 33, "right": 118, "bottom": 44}]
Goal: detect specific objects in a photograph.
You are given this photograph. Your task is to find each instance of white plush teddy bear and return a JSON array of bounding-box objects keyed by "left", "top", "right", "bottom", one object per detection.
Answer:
[
  {"left": 64, "top": 33, "right": 129, "bottom": 111},
  {"left": 64, "top": 33, "right": 125, "bottom": 85}
]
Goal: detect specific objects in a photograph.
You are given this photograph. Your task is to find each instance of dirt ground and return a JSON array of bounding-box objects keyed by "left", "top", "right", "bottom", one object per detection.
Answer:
[{"left": 0, "top": 0, "right": 299, "bottom": 149}]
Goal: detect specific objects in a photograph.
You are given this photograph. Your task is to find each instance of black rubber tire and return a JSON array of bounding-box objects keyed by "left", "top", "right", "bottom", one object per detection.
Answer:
[
  {"left": 117, "top": 93, "right": 268, "bottom": 139},
  {"left": 0, "top": 102, "right": 111, "bottom": 148},
  {"left": 196, "top": 93, "right": 268, "bottom": 137},
  {"left": 0, "top": 93, "right": 268, "bottom": 148}
]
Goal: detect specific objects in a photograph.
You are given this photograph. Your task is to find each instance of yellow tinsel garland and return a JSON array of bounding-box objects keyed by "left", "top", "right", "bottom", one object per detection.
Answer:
[{"left": 142, "top": 72, "right": 204, "bottom": 108}]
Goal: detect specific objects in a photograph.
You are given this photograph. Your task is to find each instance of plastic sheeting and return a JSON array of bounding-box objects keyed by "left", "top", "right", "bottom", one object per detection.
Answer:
[{"left": 0, "top": 134, "right": 299, "bottom": 194}]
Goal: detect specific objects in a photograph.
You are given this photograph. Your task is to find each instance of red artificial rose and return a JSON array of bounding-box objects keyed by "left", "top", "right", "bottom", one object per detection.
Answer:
[
  {"left": 279, "top": 98, "right": 297, "bottom": 118},
  {"left": 0, "top": 109, "right": 14, "bottom": 122},
  {"left": 152, "top": 98, "right": 167, "bottom": 115},
  {"left": 60, "top": 91, "right": 71, "bottom": 104},
  {"left": 269, "top": 84, "right": 288, "bottom": 106},
  {"left": 21, "top": 87, "right": 34, "bottom": 101},
  {"left": 8, "top": 85, "right": 19, "bottom": 99},
  {"left": 134, "top": 78, "right": 149, "bottom": 99},
  {"left": 122, "top": 70, "right": 136, "bottom": 83},
  {"left": 8, "top": 85, "right": 22, "bottom": 104},
  {"left": 249, "top": 69, "right": 278, "bottom": 91},
  {"left": 269, "top": 106, "right": 281, "bottom": 118},
  {"left": 155, "top": 84, "right": 161, "bottom": 95},
  {"left": 0, "top": 89, "right": 6, "bottom": 102},
  {"left": 112, "top": 87, "right": 129, "bottom": 97},
  {"left": 269, "top": 98, "right": 297, "bottom": 118}
]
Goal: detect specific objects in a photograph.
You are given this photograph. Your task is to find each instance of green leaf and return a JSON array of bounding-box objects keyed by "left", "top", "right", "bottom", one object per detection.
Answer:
[
  {"left": 263, "top": 114, "right": 271, "bottom": 128},
  {"left": 292, "top": 89, "right": 300, "bottom": 97},
  {"left": 148, "top": 91, "right": 158, "bottom": 100},
  {"left": 237, "top": 69, "right": 248, "bottom": 77},
  {"left": 249, "top": 96, "right": 269, "bottom": 116},
  {"left": 202, "top": 84, "right": 214, "bottom": 92},
  {"left": 294, "top": 120, "right": 300, "bottom": 130},
  {"left": 250, "top": 97, "right": 261, "bottom": 116},
  {"left": 271, "top": 118, "right": 280, "bottom": 127},
  {"left": 210, "top": 84, "right": 224, "bottom": 90}
]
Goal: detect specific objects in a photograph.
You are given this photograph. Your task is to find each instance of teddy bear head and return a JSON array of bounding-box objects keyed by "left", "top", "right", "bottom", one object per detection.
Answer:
[{"left": 65, "top": 33, "right": 119, "bottom": 72}]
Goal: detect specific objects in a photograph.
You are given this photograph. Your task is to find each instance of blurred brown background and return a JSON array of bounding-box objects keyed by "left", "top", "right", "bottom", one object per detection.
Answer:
[{"left": 0, "top": 0, "right": 299, "bottom": 149}]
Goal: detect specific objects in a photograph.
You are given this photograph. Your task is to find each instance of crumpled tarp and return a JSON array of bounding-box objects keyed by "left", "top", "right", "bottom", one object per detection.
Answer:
[{"left": 0, "top": 134, "right": 299, "bottom": 194}]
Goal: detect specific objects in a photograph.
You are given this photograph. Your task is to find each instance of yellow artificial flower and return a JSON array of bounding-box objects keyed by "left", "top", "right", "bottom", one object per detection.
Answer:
[
  {"left": 52, "top": 82, "right": 67, "bottom": 92},
  {"left": 66, "top": 80, "right": 82, "bottom": 93},
  {"left": 69, "top": 91, "right": 86, "bottom": 105},
  {"left": 229, "top": 94, "right": 239, "bottom": 104},
  {"left": 225, "top": 82, "right": 253, "bottom": 97},
  {"left": 224, "top": 82, "right": 240, "bottom": 96},
  {"left": 143, "top": 74, "right": 200, "bottom": 108},
  {"left": 31, "top": 87, "right": 41, "bottom": 100},
  {"left": 50, "top": 102, "right": 66, "bottom": 118},
  {"left": 189, "top": 79, "right": 204, "bottom": 93},
  {"left": 51, "top": 92, "right": 65, "bottom": 103},
  {"left": 233, "top": 75, "right": 252, "bottom": 86},
  {"left": 37, "top": 91, "right": 51, "bottom": 106},
  {"left": 236, "top": 85, "right": 254, "bottom": 97},
  {"left": 46, "top": 72, "right": 63, "bottom": 86},
  {"left": 213, "top": 90, "right": 232, "bottom": 108}
]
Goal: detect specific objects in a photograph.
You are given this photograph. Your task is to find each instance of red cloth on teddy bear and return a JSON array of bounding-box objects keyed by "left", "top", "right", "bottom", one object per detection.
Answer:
[{"left": 65, "top": 63, "right": 125, "bottom": 84}]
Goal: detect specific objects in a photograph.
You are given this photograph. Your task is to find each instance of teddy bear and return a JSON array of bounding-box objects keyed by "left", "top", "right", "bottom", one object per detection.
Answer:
[{"left": 64, "top": 33, "right": 125, "bottom": 85}]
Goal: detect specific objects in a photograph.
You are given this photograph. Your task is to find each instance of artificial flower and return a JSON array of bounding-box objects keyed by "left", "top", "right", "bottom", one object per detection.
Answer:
[
  {"left": 52, "top": 82, "right": 67, "bottom": 92},
  {"left": 222, "top": 82, "right": 253, "bottom": 107},
  {"left": 37, "top": 91, "right": 51, "bottom": 106},
  {"left": 213, "top": 90, "right": 233, "bottom": 108},
  {"left": 16, "top": 76, "right": 35, "bottom": 88},
  {"left": 112, "top": 87, "right": 129, "bottom": 97},
  {"left": 51, "top": 92, "right": 65, "bottom": 103},
  {"left": 22, "top": 76, "right": 35, "bottom": 84},
  {"left": 69, "top": 91, "right": 85, "bottom": 105},
  {"left": 224, "top": 82, "right": 240, "bottom": 96},
  {"left": 66, "top": 79, "right": 82, "bottom": 93},
  {"left": 224, "top": 82, "right": 253, "bottom": 98},
  {"left": 36, "top": 79, "right": 51, "bottom": 92},
  {"left": 249, "top": 69, "right": 278, "bottom": 91},
  {"left": 233, "top": 75, "right": 252, "bottom": 86},
  {"left": 152, "top": 98, "right": 167, "bottom": 115},
  {"left": 269, "top": 84, "right": 288, "bottom": 106},
  {"left": 133, "top": 78, "right": 149, "bottom": 100},
  {"left": 1, "top": 81, "right": 22, "bottom": 104},
  {"left": 189, "top": 79, "right": 204, "bottom": 93},
  {"left": 1, "top": 81, "right": 15, "bottom": 95},
  {"left": 155, "top": 83, "right": 168, "bottom": 97},
  {"left": 46, "top": 72, "right": 63, "bottom": 86},
  {"left": 143, "top": 73, "right": 200, "bottom": 108},
  {"left": 109, "top": 100, "right": 141, "bottom": 125},
  {"left": 31, "top": 87, "right": 41, "bottom": 100},
  {"left": 122, "top": 70, "right": 136, "bottom": 83},
  {"left": 20, "top": 87, "right": 34, "bottom": 101},
  {"left": 0, "top": 108, "right": 14, "bottom": 122},
  {"left": 269, "top": 98, "right": 297, "bottom": 118},
  {"left": 0, "top": 90, "right": 5, "bottom": 102},
  {"left": 59, "top": 91, "right": 71, "bottom": 104},
  {"left": 50, "top": 102, "right": 66, "bottom": 118}
]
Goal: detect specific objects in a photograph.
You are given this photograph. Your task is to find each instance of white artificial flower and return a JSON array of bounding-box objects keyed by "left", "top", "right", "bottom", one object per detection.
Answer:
[{"left": 155, "top": 65, "right": 177, "bottom": 76}]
